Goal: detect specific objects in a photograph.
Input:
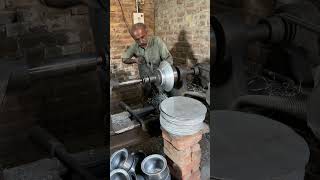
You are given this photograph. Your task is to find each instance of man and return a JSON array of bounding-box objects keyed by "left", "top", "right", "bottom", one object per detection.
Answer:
[{"left": 122, "top": 23, "right": 174, "bottom": 99}]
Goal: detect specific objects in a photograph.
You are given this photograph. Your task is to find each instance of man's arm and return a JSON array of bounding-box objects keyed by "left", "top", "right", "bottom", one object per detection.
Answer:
[
  {"left": 157, "top": 37, "right": 174, "bottom": 65},
  {"left": 122, "top": 44, "right": 137, "bottom": 64}
]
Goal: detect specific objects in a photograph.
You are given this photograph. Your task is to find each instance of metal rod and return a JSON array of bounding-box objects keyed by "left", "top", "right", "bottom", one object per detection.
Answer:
[
  {"left": 7, "top": 57, "right": 98, "bottom": 91},
  {"left": 28, "top": 57, "right": 97, "bottom": 80},
  {"left": 119, "top": 101, "right": 147, "bottom": 131},
  {"left": 29, "top": 126, "right": 99, "bottom": 180},
  {"left": 132, "top": 105, "right": 155, "bottom": 117},
  {"left": 117, "top": 79, "right": 143, "bottom": 87}
]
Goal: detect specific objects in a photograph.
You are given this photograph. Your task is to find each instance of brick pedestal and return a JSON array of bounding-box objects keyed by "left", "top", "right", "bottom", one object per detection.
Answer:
[{"left": 162, "top": 129, "right": 203, "bottom": 180}]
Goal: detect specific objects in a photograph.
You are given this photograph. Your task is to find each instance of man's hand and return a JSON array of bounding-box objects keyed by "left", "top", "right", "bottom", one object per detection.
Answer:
[
  {"left": 122, "top": 56, "right": 145, "bottom": 64},
  {"left": 134, "top": 56, "right": 145, "bottom": 64}
]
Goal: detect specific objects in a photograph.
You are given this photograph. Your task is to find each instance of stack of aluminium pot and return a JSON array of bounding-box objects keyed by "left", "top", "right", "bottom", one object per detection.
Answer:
[{"left": 110, "top": 148, "right": 170, "bottom": 180}]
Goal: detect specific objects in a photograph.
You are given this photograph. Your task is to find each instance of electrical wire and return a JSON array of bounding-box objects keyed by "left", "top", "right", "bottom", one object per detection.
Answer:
[{"left": 116, "top": 0, "right": 132, "bottom": 36}]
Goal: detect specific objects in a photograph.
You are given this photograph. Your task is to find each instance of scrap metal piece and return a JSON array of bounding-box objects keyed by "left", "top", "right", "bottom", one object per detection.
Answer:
[{"left": 111, "top": 112, "right": 140, "bottom": 134}]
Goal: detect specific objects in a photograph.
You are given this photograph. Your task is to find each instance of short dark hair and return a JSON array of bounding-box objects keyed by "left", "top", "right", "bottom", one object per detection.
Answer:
[{"left": 130, "top": 23, "right": 147, "bottom": 35}]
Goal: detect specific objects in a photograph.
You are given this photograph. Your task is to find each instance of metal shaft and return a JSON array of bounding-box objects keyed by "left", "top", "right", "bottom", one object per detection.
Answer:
[
  {"left": 7, "top": 57, "right": 97, "bottom": 91},
  {"left": 117, "top": 79, "right": 143, "bottom": 87},
  {"left": 29, "top": 126, "right": 99, "bottom": 180},
  {"left": 119, "top": 101, "right": 147, "bottom": 131},
  {"left": 114, "top": 63, "right": 195, "bottom": 90}
]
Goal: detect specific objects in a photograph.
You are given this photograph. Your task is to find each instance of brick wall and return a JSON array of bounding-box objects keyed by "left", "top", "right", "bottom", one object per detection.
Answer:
[
  {"left": 154, "top": 0, "right": 210, "bottom": 67},
  {"left": 110, "top": 0, "right": 155, "bottom": 81},
  {"left": 0, "top": 0, "right": 95, "bottom": 66},
  {"left": 110, "top": 0, "right": 155, "bottom": 112}
]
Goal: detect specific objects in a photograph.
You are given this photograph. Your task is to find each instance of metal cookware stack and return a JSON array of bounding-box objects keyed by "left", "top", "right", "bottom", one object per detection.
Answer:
[{"left": 110, "top": 148, "right": 170, "bottom": 180}]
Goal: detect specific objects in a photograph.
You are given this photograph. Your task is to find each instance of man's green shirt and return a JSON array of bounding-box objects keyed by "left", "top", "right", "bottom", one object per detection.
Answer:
[{"left": 122, "top": 36, "right": 173, "bottom": 75}]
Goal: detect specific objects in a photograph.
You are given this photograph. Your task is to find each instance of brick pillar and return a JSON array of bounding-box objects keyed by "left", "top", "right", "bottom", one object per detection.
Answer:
[{"left": 162, "top": 129, "right": 203, "bottom": 180}]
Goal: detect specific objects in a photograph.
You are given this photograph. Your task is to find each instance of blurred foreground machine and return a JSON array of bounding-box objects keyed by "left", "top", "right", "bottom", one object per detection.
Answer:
[
  {"left": 211, "top": 1, "right": 320, "bottom": 179},
  {"left": 1, "top": 0, "right": 108, "bottom": 179}
]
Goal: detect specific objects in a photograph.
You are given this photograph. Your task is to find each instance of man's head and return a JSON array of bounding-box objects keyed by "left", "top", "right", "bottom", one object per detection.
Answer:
[{"left": 130, "top": 23, "right": 148, "bottom": 48}]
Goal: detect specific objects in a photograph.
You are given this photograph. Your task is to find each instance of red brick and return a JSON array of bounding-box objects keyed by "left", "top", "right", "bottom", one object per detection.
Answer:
[
  {"left": 163, "top": 139, "right": 191, "bottom": 156},
  {"left": 192, "top": 166, "right": 200, "bottom": 174},
  {"left": 162, "top": 129, "right": 202, "bottom": 150},
  {"left": 191, "top": 144, "right": 202, "bottom": 162},
  {"left": 191, "top": 143, "right": 201, "bottom": 152},
  {"left": 163, "top": 147, "right": 191, "bottom": 166},
  {"left": 181, "top": 173, "right": 192, "bottom": 180},
  {"left": 190, "top": 170, "right": 201, "bottom": 180},
  {"left": 168, "top": 158, "right": 192, "bottom": 178},
  {"left": 166, "top": 151, "right": 201, "bottom": 179}
]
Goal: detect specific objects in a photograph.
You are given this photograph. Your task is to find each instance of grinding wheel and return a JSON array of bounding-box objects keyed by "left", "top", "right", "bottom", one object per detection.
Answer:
[{"left": 212, "top": 110, "right": 309, "bottom": 180}]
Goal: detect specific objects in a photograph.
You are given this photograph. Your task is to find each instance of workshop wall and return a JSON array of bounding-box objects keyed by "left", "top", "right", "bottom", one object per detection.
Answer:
[
  {"left": 0, "top": 0, "right": 95, "bottom": 65},
  {"left": 154, "top": 0, "right": 210, "bottom": 67},
  {"left": 110, "top": 0, "right": 155, "bottom": 81},
  {"left": 110, "top": 0, "right": 155, "bottom": 112}
]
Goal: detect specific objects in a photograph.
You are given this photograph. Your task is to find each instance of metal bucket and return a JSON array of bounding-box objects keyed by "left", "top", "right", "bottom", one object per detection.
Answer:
[
  {"left": 110, "top": 149, "right": 135, "bottom": 173},
  {"left": 110, "top": 169, "right": 132, "bottom": 180},
  {"left": 141, "top": 154, "right": 171, "bottom": 180}
]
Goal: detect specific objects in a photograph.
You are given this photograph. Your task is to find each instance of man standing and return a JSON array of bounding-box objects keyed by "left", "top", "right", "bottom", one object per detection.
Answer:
[{"left": 122, "top": 23, "right": 173, "bottom": 99}]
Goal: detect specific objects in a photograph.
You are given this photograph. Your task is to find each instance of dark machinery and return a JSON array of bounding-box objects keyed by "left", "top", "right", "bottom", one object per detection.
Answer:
[
  {"left": 212, "top": 1, "right": 320, "bottom": 179},
  {"left": 212, "top": 1, "right": 320, "bottom": 138},
  {"left": 113, "top": 61, "right": 201, "bottom": 92},
  {"left": 1, "top": 1, "right": 108, "bottom": 180}
]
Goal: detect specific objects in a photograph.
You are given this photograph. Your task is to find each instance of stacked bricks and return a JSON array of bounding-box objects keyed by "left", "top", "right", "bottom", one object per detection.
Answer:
[{"left": 162, "top": 129, "right": 203, "bottom": 180}]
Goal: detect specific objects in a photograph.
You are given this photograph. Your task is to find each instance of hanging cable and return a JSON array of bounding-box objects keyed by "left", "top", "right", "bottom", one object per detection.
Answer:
[{"left": 116, "top": 0, "right": 132, "bottom": 36}]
